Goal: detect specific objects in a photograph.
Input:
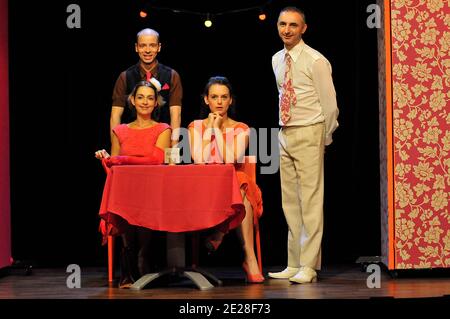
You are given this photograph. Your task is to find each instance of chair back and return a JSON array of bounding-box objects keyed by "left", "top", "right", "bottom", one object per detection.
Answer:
[
  {"left": 236, "top": 155, "right": 256, "bottom": 182},
  {"left": 101, "top": 158, "right": 111, "bottom": 174},
  {"left": 100, "top": 158, "right": 114, "bottom": 282}
]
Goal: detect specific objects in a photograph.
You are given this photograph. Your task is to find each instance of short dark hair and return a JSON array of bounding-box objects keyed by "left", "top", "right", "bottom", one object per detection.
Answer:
[
  {"left": 199, "top": 76, "right": 237, "bottom": 119},
  {"left": 279, "top": 6, "right": 306, "bottom": 24}
]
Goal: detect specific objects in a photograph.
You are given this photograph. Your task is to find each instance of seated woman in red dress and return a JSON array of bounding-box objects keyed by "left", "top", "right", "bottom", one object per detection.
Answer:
[
  {"left": 188, "top": 76, "right": 264, "bottom": 283},
  {"left": 95, "top": 80, "right": 171, "bottom": 288}
]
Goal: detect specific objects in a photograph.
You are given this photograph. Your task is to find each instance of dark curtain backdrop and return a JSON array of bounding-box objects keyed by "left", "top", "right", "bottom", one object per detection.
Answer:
[{"left": 9, "top": 0, "right": 381, "bottom": 267}]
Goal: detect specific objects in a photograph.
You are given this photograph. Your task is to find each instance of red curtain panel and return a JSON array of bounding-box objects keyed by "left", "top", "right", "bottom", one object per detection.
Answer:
[{"left": 0, "top": 0, "right": 11, "bottom": 269}]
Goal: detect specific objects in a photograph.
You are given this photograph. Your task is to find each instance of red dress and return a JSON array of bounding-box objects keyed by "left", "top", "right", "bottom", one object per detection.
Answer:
[
  {"left": 188, "top": 120, "right": 263, "bottom": 222},
  {"left": 100, "top": 122, "right": 171, "bottom": 241},
  {"left": 113, "top": 123, "right": 170, "bottom": 157}
]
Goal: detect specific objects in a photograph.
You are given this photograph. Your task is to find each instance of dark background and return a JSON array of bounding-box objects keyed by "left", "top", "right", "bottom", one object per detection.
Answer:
[{"left": 8, "top": 0, "right": 381, "bottom": 268}]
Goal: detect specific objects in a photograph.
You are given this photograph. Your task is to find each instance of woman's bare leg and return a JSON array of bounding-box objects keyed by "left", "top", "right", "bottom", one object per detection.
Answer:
[{"left": 238, "top": 190, "right": 261, "bottom": 275}]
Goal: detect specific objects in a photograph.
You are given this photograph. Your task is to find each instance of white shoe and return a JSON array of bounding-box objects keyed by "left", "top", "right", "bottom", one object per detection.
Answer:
[
  {"left": 268, "top": 267, "right": 300, "bottom": 279},
  {"left": 289, "top": 266, "right": 318, "bottom": 284}
]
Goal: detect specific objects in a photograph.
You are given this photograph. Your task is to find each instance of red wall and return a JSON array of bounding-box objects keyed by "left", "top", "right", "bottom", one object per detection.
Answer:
[{"left": 0, "top": 0, "right": 11, "bottom": 269}]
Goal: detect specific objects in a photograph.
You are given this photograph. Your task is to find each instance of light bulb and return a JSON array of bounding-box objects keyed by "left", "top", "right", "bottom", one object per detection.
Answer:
[{"left": 204, "top": 14, "right": 212, "bottom": 27}]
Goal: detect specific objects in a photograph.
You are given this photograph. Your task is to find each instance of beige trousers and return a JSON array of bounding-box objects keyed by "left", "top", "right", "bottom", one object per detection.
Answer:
[{"left": 279, "top": 122, "right": 325, "bottom": 270}]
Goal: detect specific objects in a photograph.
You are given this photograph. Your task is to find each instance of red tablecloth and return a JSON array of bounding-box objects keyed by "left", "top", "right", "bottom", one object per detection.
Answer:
[{"left": 99, "top": 164, "right": 245, "bottom": 236}]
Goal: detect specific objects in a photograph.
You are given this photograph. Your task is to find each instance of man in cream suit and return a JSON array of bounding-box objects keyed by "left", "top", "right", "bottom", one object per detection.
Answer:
[{"left": 268, "top": 7, "right": 339, "bottom": 284}]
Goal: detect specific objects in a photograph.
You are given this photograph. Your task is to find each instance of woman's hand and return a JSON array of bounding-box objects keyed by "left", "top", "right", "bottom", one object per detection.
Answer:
[
  {"left": 212, "top": 112, "right": 223, "bottom": 129},
  {"left": 95, "top": 149, "right": 110, "bottom": 160},
  {"left": 207, "top": 112, "right": 217, "bottom": 128}
]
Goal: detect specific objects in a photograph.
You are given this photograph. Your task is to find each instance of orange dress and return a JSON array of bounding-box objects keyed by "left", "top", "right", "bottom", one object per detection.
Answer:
[{"left": 188, "top": 120, "right": 263, "bottom": 222}]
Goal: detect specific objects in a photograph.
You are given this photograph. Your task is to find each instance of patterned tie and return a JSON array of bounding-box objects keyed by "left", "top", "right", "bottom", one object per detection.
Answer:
[
  {"left": 280, "top": 53, "right": 296, "bottom": 125},
  {"left": 146, "top": 71, "right": 152, "bottom": 82}
]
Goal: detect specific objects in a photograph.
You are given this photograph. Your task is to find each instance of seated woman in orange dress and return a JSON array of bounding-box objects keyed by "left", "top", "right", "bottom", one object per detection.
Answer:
[
  {"left": 95, "top": 80, "right": 171, "bottom": 288},
  {"left": 188, "top": 76, "right": 264, "bottom": 283}
]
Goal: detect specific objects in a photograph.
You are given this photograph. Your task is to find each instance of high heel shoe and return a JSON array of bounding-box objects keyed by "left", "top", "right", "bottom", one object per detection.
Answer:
[
  {"left": 118, "top": 275, "right": 134, "bottom": 289},
  {"left": 118, "top": 246, "right": 139, "bottom": 289},
  {"left": 242, "top": 261, "right": 264, "bottom": 283},
  {"left": 205, "top": 238, "right": 222, "bottom": 254},
  {"left": 205, "top": 233, "right": 224, "bottom": 254}
]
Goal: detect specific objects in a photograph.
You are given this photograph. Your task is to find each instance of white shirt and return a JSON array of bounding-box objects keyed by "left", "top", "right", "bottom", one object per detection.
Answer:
[{"left": 272, "top": 40, "right": 339, "bottom": 145}]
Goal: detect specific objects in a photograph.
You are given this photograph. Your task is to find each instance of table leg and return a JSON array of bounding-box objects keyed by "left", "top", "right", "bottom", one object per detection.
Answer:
[
  {"left": 130, "top": 232, "right": 218, "bottom": 290},
  {"left": 166, "top": 232, "right": 185, "bottom": 268}
]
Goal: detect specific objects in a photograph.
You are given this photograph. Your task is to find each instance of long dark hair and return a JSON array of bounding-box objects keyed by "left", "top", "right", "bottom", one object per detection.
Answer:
[
  {"left": 199, "top": 76, "right": 237, "bottom": 119},
  {"left": 128, "top": 80, "right": 163, "bottom": 121}
]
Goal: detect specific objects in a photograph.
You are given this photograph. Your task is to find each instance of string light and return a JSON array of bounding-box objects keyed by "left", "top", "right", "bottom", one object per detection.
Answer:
[
  {"left": 139, "top": 10, "right": 148, "bottom": 18},
  {"left": 138, "top": 0, "right": 273, "bottom": 25},
  {"left": 204, "top": 13, "right": 212, "bottom": 28},
  {"left": 258, "top": 10, "right": 267, "bottom": 21}
]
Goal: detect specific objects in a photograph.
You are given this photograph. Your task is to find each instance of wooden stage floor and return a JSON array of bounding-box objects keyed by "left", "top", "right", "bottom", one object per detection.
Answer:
[
  {"left": 1, "top": 264, "right": 449, "bottom": 300},
  {"left": 1, "top": 264, "right": 449, "bottom": 316}
]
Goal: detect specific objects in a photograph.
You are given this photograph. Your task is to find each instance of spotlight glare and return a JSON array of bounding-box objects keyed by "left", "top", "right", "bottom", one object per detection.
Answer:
[
  {"left": 140, "top": 10, "right": 147, "bottom": 18},
  {"left": 258, "top": 13, "right": 266, "bottom": 21}
]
